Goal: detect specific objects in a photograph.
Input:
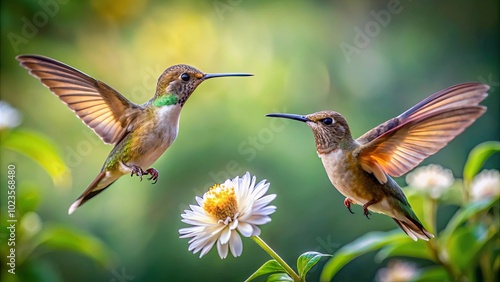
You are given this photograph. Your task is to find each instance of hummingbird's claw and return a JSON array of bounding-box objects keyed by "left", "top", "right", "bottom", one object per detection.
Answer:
[
  {"left": 130, "top": 165, "right": 159, "bottom": 184},
  {"left": 344, "top": 198, "right": 355, "bottom": 214},
  {"left": 131, "top": 165, "right": 145, "bottom": 181},
  {"left": 363, "top": 209, "right": 371, "bottom": 219},
  {"left": 146, "top": 168, "right": 159, "bottom": 184},
  {"left": 362, "top": 199, "right": 376, "bottom": 219}
]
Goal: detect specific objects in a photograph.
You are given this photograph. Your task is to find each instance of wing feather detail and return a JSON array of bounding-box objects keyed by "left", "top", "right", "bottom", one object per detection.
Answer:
[
  {"left": 355, "top": 83, "right": 488, "bottom": 179},
  {"left": 17, "top": 55, "right": 142, "bottom": 144}
]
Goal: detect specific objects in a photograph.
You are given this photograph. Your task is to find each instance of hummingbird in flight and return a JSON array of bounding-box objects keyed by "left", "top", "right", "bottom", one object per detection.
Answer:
[
  {"left": 267, "top": 82, "right": 488, "bottom": 240},
  {"left": 16, "top": 55, "right": 252, "bottom": 214}
]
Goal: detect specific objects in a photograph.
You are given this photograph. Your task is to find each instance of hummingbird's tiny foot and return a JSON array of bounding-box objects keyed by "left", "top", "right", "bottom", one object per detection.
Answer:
[
  {"left": 363, "top": 208, "right": 372, "bottom": 219},
  {"left": 344, "top": 198, "right": 355, "bottom": 214},
  {"left": 145, "top": 168, "right": 159, "bottom": 184},
  {"left": 362, "top": 199, "right": 376, "bottom": 219},
  {"left": 131, "top": 165, "right": 145, "bottom": 181}
]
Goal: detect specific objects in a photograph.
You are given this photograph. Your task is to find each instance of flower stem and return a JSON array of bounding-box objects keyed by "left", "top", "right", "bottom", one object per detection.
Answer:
[
  {"left": 251, "top": 235, "right": 301, "bottom": 282},
  {"left": 425, "top": 198, "right": 457, "bottom": 280}
]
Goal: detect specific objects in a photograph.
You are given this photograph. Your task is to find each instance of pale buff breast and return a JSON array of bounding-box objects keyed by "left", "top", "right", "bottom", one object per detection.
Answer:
[
  {"left": 319, "top": 149, "right": 372, "bottom": 206},
  {"left": 319, "top": 150, "right": 403, "bottom": 217},
  {"left": 127, "top": 105, "right": 181, "bottom": 169}
]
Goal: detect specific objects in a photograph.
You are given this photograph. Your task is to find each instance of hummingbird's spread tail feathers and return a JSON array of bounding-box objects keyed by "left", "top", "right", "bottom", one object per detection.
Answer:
[
  {"left": 393, "top": 218, "right": 434, "bottom": 241},
  {"left": 68, "top": 171, "right": 117, "bottom": 214}
]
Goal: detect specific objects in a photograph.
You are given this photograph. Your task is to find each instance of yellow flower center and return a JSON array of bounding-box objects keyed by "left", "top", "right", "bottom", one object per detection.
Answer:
[{"left": 203, "top": 184, "right": 238, "bottom": 221}]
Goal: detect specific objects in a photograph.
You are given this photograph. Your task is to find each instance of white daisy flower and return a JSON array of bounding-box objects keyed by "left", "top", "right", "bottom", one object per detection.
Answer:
[
  {"left": 405, "top": 164, "right": 454, "bottom": 199},
  {"left": 179, "top": 172, "right": 276, "bottom": 259},
  {"left": 471, "top": 170, "right": 500, "bottom": 202}
]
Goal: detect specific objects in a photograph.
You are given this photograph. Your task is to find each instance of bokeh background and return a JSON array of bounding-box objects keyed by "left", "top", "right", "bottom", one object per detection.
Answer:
[{"left": 1, "top": 0, "right": 498, "bottom": 281}]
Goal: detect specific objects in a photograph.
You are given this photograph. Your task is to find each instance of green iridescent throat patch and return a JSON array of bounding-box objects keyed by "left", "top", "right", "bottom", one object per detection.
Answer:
[{"left": 153, "top": 94, "right": 178, "bottom": 107}]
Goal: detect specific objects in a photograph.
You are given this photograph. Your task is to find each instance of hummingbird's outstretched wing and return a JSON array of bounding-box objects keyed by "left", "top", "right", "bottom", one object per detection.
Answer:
[
  {"left": 354, "top": 83, "right": 488, "bottom": 183},
  {"left": 16, "top": 55, "right": 142, "bottom": 145}
]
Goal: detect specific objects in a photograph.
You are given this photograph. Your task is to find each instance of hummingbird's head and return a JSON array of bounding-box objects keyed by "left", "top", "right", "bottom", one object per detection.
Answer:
[
  {"left": 266, "top": 111, "right": 353, "bottom": 154},
  {"left": 155, "top": 64, "right": 252, "bottom": 106}
]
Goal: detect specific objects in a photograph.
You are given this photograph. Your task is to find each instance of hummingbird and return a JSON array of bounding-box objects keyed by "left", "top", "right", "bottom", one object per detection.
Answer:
[
  {"left": 267, "top": 82, "right": 488, "bottom": 240},
  {"left": 16, "top": 54, "right": 252, "bottom": 215}
]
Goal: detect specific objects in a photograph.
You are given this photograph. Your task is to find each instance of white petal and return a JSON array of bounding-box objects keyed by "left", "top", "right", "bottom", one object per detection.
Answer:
[
  {"left": 187, "top": 232, "right": 218, "bottom": 258},
  {"left": 238, "top": 201, "right": 255, "bottom": 220},
  {"left": 183, "top": 209, "right": 218, "bottom": 225},
  {"left": 180, "top": 211, "right": 206, "bottom": 222},
  {"left": 242, "top": 172, "right": 251, "bottom": 187},
  {"left": 229, "top": 231, "right": 243, "bottom": 257},
  {"left": 251, "top": 225, "right": 261, "bottom": 236},
  {"left": 227, "top": 174, "right": 238, "bottom": 187},
  {"left": 252, "top": 203, "right": 276, "bottom": 216},
  {"left": 237, "top": 222, "right": 254, "bottom": 237},
  {"left": 182, "top": 228, "right": 209, "bottom": 239},
  {"left": 191, "top": 205, "right": 206, "bottom": 214},
  {"left": 209, "top": 224, "right": 227, "bottom": 236},
  {"left": 252, "top": 180, "right": 269, "bottom": 199},
  {"left": 254, "top": 194, "right": 276, "bottom": 207},
  {"left": 253, "top": 205, "right": 277, "bottom": 216},
  {"left": 179, "top": 226, "right": 205, "bottom": 237},
  {"left": 188, "top": 225, "right": 223, "bottom": 242},
  {"left": 189, "top": 233, "right": 216, "bottom": 250},
  {"left": 181, "top": 216, "right": 215, "bottom": 226},
  {"left": 219, "top": 227, "right": 231, "bottom": 244},
  {"left": 195, "top": 196, "right": 204, "bottom": 206},
  {"left": 182, "top": 209, "right": 214, "bottom": 224},
  {"left": 234, "top": 175, "right": 249, "bottom": 198},
  {"left": 198, "top": 237, "right": 217, "bottom": 258},
  {"left": 249, "top": 174, "right": 257, "bottom": 191},
  {"left": 244, "top": 215, "right": 272, "bottom": 225},
  {"left": 217, "top": 238, "right": 228, "bottom": 259},
  {"left": 229, "top": 218, "right": 239, "bottom": 230}
]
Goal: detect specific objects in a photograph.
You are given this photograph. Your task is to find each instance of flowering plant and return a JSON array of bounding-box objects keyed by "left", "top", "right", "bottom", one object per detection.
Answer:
[
  {"left": 320, "top": 141, "right": 500, "bottom": 282},
  {"left": 178, "top": 142, "right": 499, "bottom": 282},
  {"left": 179, "top": 172, "right": 330, "bottom": 281}
]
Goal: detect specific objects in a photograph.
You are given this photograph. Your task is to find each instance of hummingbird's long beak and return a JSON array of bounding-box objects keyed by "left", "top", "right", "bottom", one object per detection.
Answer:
[
  {"left": 203, "top": 73, "right": 253, "bottom": 79},
  {"left": 265, "top": 113, "right": 311, "bottom": 122}
]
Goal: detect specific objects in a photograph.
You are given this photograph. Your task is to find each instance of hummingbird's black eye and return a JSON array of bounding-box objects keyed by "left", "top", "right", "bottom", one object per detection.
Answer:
[
  {"left": 322, "top": 118, "right": 333, "bottom": 125},
  {"left": 180, "top": 73, "right": 190, "bottom": 81}
]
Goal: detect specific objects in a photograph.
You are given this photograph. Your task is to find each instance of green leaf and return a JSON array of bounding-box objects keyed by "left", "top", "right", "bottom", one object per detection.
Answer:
[
  {"left": 445, "top": 223, "right": 497, "bottom": 274},
  {"left": 245, "top": 260, "right": 286, "bottom": 282},
  {"left": 404, "top": 188, "right": 426, "bottom": 226},
  {"left": 1, "top": 129, "right": 71, "bottom": 188},
  {"left": 440, "top": 197, "right": 499, "bottom": 243},
  {"left": 32, "top": 224, "right": 112, "bottom": 267},
  {"left": 297, "top": 251, "right": 331, "bottom": 279},
  {"left": 411, "top": 266, "right": 450, "bottom": 282},
  {"left": 463, "top": 141, "right": 500, "bottom": 182},
  {"left": 17, "top": 183, "right": 42, "bottom": 213},
  {"left": 319, "top": 230, "right": 408, "bottom": 282},
  {"left": 17, "top": 259, "right": 63, "bottom": 282},
  {"left": 265, "top": 273, "right": 294, "bottom": 282},
  {"left": 376, "top": 240, "right": 433, "bottom": 262}
]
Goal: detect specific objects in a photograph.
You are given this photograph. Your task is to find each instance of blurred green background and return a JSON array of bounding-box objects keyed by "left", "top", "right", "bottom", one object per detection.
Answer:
[{"left": 1, "top": 0, "right": 498, "bottom": 281}]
